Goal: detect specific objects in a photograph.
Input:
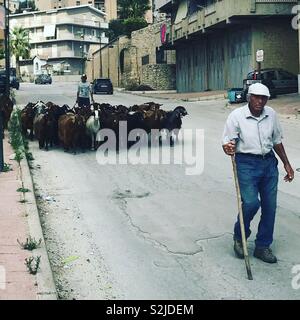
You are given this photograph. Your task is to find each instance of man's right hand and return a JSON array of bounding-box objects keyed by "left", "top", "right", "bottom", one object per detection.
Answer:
[{"left": 222, "top": 141, "right": 236, "bottom": 156}]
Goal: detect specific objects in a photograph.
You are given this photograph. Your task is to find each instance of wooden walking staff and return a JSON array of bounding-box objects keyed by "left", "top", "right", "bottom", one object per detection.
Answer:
[{"left": 231, "top": 155, "right": 253, "bottom": 280}]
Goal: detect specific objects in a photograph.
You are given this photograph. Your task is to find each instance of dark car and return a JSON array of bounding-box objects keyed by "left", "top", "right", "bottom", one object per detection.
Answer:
[
  {"left": 35, "top": 74, "right": 52, "bottom": 84},
  {"left": 243, "top": 68, "right": 298, "bottom": 99},
  {"left": 0, "top": 69, "right": 19, "bottom": 91},
  {"left": 10, "top": 75, "right": 20, "bottom": 90},
  {"left": 92, "top": 78, "right": 113, "bottom": 94}
]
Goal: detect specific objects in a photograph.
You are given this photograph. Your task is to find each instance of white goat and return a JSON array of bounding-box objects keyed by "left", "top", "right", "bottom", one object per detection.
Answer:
[{"left": 86, "top": 109, "right": 100, "bottom": 150}]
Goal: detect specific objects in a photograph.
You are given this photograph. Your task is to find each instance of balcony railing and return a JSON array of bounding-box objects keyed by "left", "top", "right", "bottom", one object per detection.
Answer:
[{"left": 12, "top": 17, "right": 108, "bottom": 30}]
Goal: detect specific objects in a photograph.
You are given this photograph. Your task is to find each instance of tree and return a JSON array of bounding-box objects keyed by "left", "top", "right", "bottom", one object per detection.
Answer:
[
  {"left": 122, "top": 17, "right": 148, "bottom": 38},
  {"left": 10, "top": 27, "right": 31, "bottom": 78},
  {"left": 118, "top": 0, "right": 151, "bottom": 19},
  {"left": 107, "top": 19, "right": 126, "bottom": 41},
  {"left": 15, "top": 0, "right": 38, "bottom": 13}
]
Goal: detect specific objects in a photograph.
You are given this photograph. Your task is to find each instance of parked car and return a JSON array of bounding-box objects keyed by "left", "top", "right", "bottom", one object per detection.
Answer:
[
  {"left": 10, "top": 75, "right": 20, "bottom": 90},
  {"left": 92, "top": 78, "right": 113, "bottom": 94},
  {"left": 243, "top": 68, "right": 298, "bottom": 99},
  {"left": 35, "top": 74, "right": 52, "bottom": 84},
  {"left": 0, "top": 69, "right": 19, "bottom": 91}
]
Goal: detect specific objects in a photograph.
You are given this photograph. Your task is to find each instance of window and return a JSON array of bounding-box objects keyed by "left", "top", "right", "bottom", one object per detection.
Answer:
[
  {"left": 142, "top": 55, "right": 149, "bottom": 65},
  {"left": 263, "top": 71, "right": 276, "bottom": 81},
  {"left": 76, "top": 1, "right": 80, "bottom": 5},
  {"left": 278, "top": 71, "right": 296, "bottom": 80},
  {"left": 156, "top": 48, "right": 166, "bottom": 64}
]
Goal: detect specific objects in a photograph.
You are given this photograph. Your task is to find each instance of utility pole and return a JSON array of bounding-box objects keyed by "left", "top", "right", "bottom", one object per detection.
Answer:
[
  {"left": 4, "top": 0, "right": 10, "bottom": 96},
  {"left": 0, "top": 0, "right": 10, "bottom": 172},
  {"left": 99, "top": 21, "right": 102, "bottom": 78}
]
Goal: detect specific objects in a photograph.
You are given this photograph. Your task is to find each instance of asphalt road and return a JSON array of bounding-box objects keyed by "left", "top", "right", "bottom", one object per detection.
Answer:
[{"left": 15, "top": 82, "right": 300, "bottom": 299}]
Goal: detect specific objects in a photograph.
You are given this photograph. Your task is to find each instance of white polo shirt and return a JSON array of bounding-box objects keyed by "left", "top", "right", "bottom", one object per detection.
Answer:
[{"left": 222, "top": 104, "right": 283, "bottom": 155}]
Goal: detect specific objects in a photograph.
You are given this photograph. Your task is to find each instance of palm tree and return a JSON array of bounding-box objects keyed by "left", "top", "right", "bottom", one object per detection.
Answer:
[
  {"left": 118, "top": 0, "right": 151, "bottom": 19},
  {"left": 10, "top": 27, "right": 31, "bottom": 78}
]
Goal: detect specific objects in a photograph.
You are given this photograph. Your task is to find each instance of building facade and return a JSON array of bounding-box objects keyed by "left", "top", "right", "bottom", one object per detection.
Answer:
[
  {"left": 10, "top": 5, "right": 109, "bottom": 76},
  {"left": 88, "top": 21, "right": 176, "bottom": 90},
  {"left": 0, "top": 0, "right": 19, "bottom": 13},
  {"left": 160, "top": 0, "right": 299, "bottom": 92},
  {"left": 34, "top": 0, "right": 118, "bottom": 21}
]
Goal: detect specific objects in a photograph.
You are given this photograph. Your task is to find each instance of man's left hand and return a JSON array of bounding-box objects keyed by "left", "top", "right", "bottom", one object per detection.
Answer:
[{"left": 284, "top": 163, "right": 294, "bottom": 182}]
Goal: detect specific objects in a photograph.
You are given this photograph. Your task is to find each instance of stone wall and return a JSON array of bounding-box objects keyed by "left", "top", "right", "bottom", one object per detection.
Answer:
[
  {"left": 141, "top": 64, "right": 176, "bottom": 90},
  {"left": 87, "top": 22, "right": 176, "bottom": 89}
]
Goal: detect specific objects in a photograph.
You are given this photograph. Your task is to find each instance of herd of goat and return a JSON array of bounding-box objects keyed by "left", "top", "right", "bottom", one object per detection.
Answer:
[{"left": 20, "top": 101, "right": 188, "bottom": 153}]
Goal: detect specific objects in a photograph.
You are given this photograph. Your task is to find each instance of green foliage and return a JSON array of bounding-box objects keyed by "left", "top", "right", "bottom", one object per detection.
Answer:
[
  {"left": 123, "top": 17, "right": 148, "bottom": 38},
  {"left": 107, "top": 19, "right": 126, "bottom": 41},
  {"left": 8, "top": 109, "right": 25, "bottom": 157},
  {"left": 2, "top": 163, "right": 12, "bottom": 172},
  {"left": 18, "top": 237, "right": 42, "bottom": 251},
  {"left": 118, "top": 0, "right": 151, "bottom": 20},
  {"left": 26, "top": 151, "right": 34, "bottom": 161},
  {"left": 17, "top": 187, "right": 31, "bottom": 193},
  {"left": 10, "top": 27, "right": 31, "bottom": 78},
  {"left": 25, "top": 256, "right": 41, "bottom": 275}
]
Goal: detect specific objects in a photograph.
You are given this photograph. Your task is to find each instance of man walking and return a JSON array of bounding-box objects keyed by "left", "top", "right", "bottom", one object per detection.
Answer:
[
  {"left": 222, "top": 83, "right": 294, "bottom": 263},
  {"left": 76, "top": 74, "right": 94, "bottom": 107}
]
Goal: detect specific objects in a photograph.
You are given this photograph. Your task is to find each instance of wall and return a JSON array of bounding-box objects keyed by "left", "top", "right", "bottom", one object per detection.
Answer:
[
  {"left": 141, "top": 64, "right": 176, "bottom": 90},
  {"left": 176, "top": 27, "right": 252, "bottom": 92},
  {"left": 175, "top": 18, "right": 299, "bottom": 92},
  {"left": 252, "top": 20, "right": 299, "bottom": 75}
]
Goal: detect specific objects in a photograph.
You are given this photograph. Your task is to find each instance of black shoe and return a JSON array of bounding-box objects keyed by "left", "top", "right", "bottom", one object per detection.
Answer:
[
  {"left": 254, "top": 247, "right": 277, "bottom": 264},
  {"left": 233, "top": 239, "right": 244, "bottom": 259}
]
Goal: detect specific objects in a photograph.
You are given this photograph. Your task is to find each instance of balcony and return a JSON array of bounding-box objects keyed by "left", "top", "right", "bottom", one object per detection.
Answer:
[
  {"left": 165, "top": 0, "right": 297, "bottom": 44},
  {"left": 13, "top": 17, "right": 108, "bottom": 30},
  {"left": 29, "top": 34, "right": 107, "bottom": 45}
]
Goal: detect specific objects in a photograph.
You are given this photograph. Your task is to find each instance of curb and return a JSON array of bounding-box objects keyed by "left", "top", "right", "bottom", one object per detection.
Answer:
[
  {"left": 20, "top": 157, "right": 57, "bottom": 300},
  {"left": 120, "top": 90, "right": 227, "bottom": 102}
]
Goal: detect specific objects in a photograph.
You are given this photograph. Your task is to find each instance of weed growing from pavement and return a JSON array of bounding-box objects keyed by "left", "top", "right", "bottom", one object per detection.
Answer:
[
  {"left": 26, "top": 152, "right": 34, "bottom": 161},
  {"left": 8, "top": 109, "right": 25, "bottom": 161},
  {"left": 17, "top": 187, "right": 30, "bottom": 193},
  {"left": 2, "top": 163, "right": 12, "bottom": 172},
  {"left": 25, "top": 256, "right": 41, "bottom": 275},
  {"left": 18, "top": 237, "right": 42, "bottom": 251}
]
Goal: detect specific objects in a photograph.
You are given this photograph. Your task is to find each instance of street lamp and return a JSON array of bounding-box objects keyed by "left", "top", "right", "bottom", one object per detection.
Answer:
[{"left": 80, "top": 33, "right": 84, "bottom": 74}]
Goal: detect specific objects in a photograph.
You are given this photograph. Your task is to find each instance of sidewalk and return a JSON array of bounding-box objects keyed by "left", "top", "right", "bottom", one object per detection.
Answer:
[
  {"left": 121, "top": 88, "right": 300, "bottom": 117},
  {"left": 0, "top": 134, "right": 57, "bottom": 300},
  {"left": 121, "top": 88, "right": 227, "bottom": 102}
]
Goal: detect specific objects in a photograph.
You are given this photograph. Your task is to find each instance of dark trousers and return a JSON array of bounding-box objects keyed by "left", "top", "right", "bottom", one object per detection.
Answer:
[
  {"left": 234, "top": 152, "right": 279, "bottom": 248},
  {"left": 78, "top": 97, "right": 90, "bottom": 108}
]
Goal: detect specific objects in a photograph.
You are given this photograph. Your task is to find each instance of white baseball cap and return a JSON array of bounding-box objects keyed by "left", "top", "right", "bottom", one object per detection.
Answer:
[{"left": 248, "top": 83, "right": 270, "bottom": 97}]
